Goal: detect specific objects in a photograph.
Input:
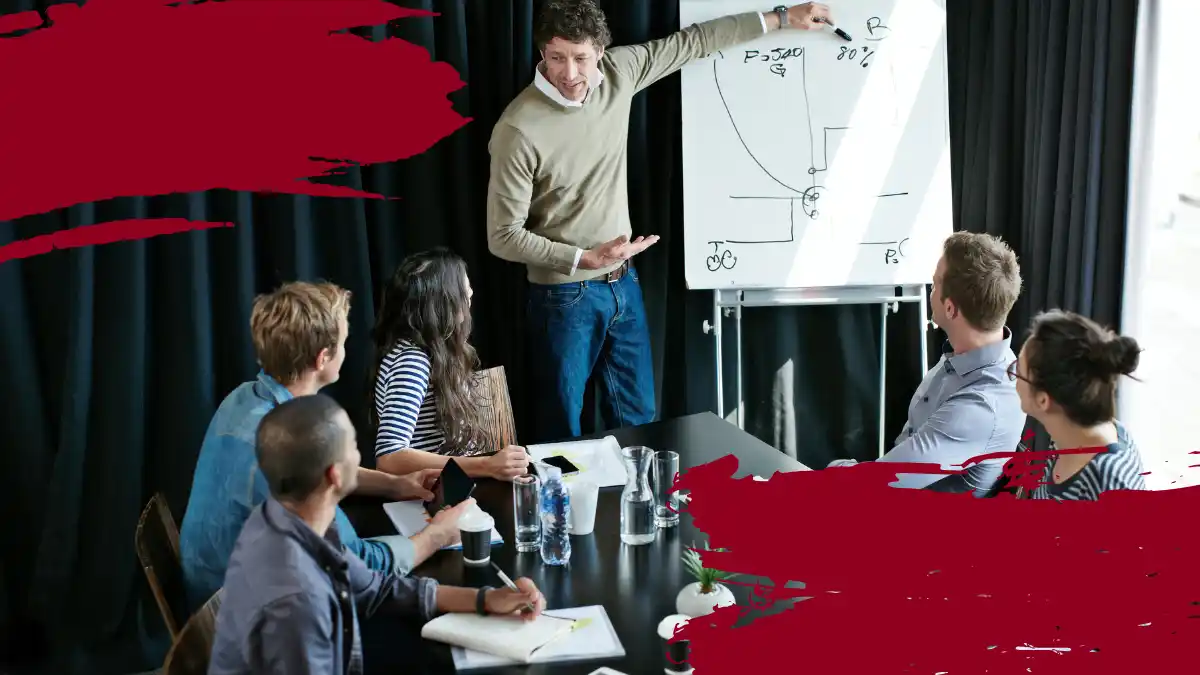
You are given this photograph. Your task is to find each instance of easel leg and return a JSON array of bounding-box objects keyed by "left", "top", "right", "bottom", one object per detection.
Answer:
[
  {"left": 713, "top": 291, "right": 724, "bottom": 421},
  {"left": 735, "top": 301, "right": 744, "bottom": 430},
  {"left": 918, "top": 284, "right": 930, "bottom": 372},
  {"left": 879, "top": 302, "right": 889, "bottom": 459}
]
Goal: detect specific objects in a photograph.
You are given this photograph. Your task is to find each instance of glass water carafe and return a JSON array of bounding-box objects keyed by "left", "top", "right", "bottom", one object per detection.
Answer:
[{"left": 620, "top": 445, "right": 657, "bottom": 545}]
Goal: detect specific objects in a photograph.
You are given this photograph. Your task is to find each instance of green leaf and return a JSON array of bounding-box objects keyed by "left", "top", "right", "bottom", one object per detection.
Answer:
[{"left": 681, "top": 541, "right": 737, "bottom": 593}]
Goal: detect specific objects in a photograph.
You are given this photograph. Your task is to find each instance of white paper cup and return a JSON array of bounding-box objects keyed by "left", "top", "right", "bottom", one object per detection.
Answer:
[
  {"left": 458, "top": 504, "right": 494, "bottom": 566},
  {"left": 657, "top": 614, "right": 693, "bottom": 674},
  {"left": 566, "top": 479, "right": 598, "bottom": 536}
]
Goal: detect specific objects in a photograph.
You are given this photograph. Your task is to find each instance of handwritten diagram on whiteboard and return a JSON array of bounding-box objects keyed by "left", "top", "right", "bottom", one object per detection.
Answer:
[{"left": 680, "top": 0, "right": 952, "bottom": 291}]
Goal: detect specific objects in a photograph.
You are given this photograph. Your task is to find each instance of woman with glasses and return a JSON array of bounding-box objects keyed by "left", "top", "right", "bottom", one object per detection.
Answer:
[{"left": 1009, "top": 309, "right": 1147, "bottom": 500}]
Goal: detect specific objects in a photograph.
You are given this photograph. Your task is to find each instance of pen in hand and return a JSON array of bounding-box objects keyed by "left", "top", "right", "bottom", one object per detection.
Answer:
[
  {"left": 490, "top": 562, "right": 570, "bottom": 621},
  {"left": 490, "top": 562, "right": 537, "bottom": 615}
]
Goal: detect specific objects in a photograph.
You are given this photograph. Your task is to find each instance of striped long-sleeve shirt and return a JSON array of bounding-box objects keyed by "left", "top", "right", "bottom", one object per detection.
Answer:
[
  {"left": 1030, "top": 420, "right": 1146, "bottom": 501},
  {"left": 374, "top": 341, "right": 446, "bottom": 457}
]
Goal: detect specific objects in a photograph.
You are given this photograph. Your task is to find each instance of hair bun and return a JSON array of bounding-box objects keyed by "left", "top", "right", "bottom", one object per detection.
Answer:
[{"left": 1092, "top": 335, "right": 1141, "bottom": 376}]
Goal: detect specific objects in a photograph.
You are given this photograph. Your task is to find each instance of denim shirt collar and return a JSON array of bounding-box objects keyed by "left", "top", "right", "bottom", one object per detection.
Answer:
[
  {"left": 942, "top": 326, "right": 1013, "bottom": 376},
  {"left": 253, "top": 369, "right": 294, "bottom": 407},
  {"left": 261, "top": 497, "right": 349, "bottom": 574}
]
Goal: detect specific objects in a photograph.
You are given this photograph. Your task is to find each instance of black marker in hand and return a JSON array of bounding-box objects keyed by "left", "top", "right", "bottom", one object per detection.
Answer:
[{"left": 815, "top": 16, "right": 852, "bottom": 41}]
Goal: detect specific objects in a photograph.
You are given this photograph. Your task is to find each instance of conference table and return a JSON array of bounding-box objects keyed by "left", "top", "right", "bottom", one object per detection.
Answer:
[{"left": 342, "top": 412, "right": 811, "bottom": 674}]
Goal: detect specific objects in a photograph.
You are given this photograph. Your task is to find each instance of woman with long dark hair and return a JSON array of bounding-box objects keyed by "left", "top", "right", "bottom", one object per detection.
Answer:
[
  {"left": 1009, "top": 309, "right": 1146, "bottom": 500},
  {"left": 369, "top": 248, "right": 529, "bottom": 480}
]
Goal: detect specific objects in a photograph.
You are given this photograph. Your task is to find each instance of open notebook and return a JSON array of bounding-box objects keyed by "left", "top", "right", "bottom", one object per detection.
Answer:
[
  {"left": 381, "top": 500, "right": 503, "bottom": 551},
  {"left": 422, "top": 605, "right": 625, "bottom": 669}
]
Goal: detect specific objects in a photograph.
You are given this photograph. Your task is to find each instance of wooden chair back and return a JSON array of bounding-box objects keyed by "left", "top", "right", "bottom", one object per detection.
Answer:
[
  {"left": 162, "top": 589, "right": 224, "bottom": 675},
  {"left": 135, "top": 492, "right": 187, "bottom": 639},
  {"left": 1013, "top": 441, "right": 1035, "bottom": 499},
  {"left": 474, "top": 365, "right": 517, "bottom": 450}
]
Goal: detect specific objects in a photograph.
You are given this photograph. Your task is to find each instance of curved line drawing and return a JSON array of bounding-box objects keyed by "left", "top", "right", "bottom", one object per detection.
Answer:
[
  {"left": 712, "top": 59, "right": 805, "bottom": 195},
  {"left": 899, "top": 237, "right": 909, "bottom": 257},
  {"left": 710, "top": 42, "right": 912, "bottom": 250},
  {"left": 801, "top": 186, "right": 825, "bottom": 219}
]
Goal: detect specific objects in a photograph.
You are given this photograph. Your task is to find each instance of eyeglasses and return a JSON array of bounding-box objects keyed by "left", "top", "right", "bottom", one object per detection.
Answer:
[{"left": 1006, "top": 359, "right": 1033, "bottom": 385}]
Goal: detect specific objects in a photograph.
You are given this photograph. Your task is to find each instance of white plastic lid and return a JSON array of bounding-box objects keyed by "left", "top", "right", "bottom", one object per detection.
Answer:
[
  {"left": 457, "top": 503, "right": 494, "bottom": 532},
  {"left": 657, "top": 614, "right": 691, "bottom": 640}
]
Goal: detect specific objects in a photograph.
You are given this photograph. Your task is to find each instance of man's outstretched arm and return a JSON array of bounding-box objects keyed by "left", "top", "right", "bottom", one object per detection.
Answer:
[{"left": 606, "top": 2, "right": 832, "bottom": 92}]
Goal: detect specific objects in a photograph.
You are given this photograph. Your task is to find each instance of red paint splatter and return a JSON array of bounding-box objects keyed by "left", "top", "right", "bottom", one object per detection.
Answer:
[
  {"left": 674, "top": 454, "right": 1198, "bottom": 674},
  {"left": 0, "top": 8, "right": 45, "bottom": 35},
  {"left": 0, "top": 218, "right": 232, "bottom": 263},
  {"left": 0, "top": 0, "right": 467, "bottom": 255}
]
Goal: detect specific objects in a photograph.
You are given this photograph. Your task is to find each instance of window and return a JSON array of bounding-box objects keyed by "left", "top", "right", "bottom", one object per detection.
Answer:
[{"left": 1120, "top": 0, "right": 1200, "bottom": 489}]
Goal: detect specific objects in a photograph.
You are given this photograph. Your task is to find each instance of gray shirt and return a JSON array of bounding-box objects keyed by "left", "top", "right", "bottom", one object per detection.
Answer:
[
  {"left": 878, "top": 328, "right": 1027, "bottom": 490},
  {"left": 208, "top": 498, "right": 439, "bottom": 675}
]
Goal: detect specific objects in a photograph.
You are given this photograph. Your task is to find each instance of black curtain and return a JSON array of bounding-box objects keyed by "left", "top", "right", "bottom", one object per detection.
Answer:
[
  {"left": 0, "top": 0, "right": 1138, "bottom": 673},
  {"left": 945, "top": 0, "right": 1138, "bottom": 455}
]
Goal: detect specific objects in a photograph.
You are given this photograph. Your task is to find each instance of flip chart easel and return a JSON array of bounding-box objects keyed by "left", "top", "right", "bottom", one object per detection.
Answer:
[
  {"left": 678, "top": 0, "right": 953, "bottom": 457},
  {"left": 703, "top": 285, "right": 931, "bottom": 458}
]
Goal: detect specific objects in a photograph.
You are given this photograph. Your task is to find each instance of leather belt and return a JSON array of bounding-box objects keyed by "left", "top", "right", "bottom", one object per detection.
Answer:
[{"left": 595, "top": 260, "right": 629, "bottom": 283}]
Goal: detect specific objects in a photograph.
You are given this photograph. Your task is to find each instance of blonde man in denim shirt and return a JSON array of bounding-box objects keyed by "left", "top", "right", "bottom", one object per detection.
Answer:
[{"left": 179, "top": 281, "right": 470, "bottom": 611}]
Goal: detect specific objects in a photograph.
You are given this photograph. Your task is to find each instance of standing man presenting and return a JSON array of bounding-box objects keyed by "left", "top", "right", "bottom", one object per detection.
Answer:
[{"left": 487, "top": 0, "right": 834, "bottom": 441}]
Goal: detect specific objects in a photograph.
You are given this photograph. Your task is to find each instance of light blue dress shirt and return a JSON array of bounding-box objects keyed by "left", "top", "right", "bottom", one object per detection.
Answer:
[{"left": 878, "top": 327, "right": 1027, "bottom": 490}]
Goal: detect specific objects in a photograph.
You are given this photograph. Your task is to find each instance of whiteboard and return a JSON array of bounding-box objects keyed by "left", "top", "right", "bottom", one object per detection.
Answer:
[{"left": 680, "top": 0, "right": 952, "bottom": 291}]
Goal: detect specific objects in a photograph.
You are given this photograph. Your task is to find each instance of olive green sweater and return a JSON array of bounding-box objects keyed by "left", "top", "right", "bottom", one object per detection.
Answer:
[{"left": 486, "top": 11, "right": 768, "bottom": 284}]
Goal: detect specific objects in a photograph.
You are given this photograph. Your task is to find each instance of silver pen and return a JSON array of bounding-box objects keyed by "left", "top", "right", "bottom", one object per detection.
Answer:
[
  {"left": 490, "top": 562, "right": 571, "bottom": 621},
  {"left": 490, "top": 562, "right": 537, "bottom": 614}
]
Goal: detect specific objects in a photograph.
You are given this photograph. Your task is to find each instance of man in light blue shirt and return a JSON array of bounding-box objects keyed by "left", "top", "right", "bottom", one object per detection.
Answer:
[
  {"left": 832, "top": 232, "right": 1026, "bottom": 491},
  {"left": 179, "top": 281, "right": 471, "bottom": 611}
]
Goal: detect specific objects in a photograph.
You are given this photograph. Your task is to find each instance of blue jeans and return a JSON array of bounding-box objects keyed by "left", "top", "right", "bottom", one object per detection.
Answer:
[{"left": 526, "top": 264, "right": 657, "bottom": 441}]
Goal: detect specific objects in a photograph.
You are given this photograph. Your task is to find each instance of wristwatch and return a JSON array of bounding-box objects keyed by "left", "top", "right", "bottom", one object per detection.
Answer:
[
  {"left": 774, "top": 5, "right": 789, "bottom": 29},
  {"left": 476, "top": 586, "right": 494, "bottom": 616}
]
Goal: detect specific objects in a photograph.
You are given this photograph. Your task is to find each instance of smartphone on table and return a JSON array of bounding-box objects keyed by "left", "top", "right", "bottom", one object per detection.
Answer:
[{"left": 540, "top": 454, "right": 580, "bottom": 476}]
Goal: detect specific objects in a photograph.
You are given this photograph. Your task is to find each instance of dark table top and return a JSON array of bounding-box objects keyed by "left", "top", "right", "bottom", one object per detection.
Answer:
[{"left": 343, "top": 412, "right": 810, "bottom": 674}]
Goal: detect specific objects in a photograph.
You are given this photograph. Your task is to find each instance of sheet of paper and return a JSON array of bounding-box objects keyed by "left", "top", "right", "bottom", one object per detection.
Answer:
[
  {"left": 451, "top": 605, "right": 625, "bottom": 670},
  {"left": 527, "top": 436, "right": 627, "bottom": 488},
  {"left": 381, "top": 500, "right": 502, "bottom": 550}
]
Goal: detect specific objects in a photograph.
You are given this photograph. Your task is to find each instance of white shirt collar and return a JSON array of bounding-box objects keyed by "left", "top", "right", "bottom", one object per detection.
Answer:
[{"left": 533, "top": 62, "right": 604, "bottom": 108}]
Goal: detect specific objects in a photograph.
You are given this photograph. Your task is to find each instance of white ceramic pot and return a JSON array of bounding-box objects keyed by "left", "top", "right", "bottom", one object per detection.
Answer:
[{"left": 675, "top": 581, "right": 735, "bottom": 617}]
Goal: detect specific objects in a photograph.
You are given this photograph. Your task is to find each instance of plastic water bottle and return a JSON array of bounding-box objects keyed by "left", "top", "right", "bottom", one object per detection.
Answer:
[{"left": 538, "top": 464, "right": 572, "bottom": 565}]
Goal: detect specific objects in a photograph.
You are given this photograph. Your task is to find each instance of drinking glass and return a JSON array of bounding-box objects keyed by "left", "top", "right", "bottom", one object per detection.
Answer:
[
  {"left": 652, "top": 450, "right": 681, "bottom": 528},
  {"left": 512, "top": 473, "right": 541, "bottom": 552}
]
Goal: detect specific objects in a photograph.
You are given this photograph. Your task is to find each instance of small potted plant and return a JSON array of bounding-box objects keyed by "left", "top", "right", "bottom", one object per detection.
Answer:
[{"left": 676, "top": 542, "right": 736, "bottom": 617}]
